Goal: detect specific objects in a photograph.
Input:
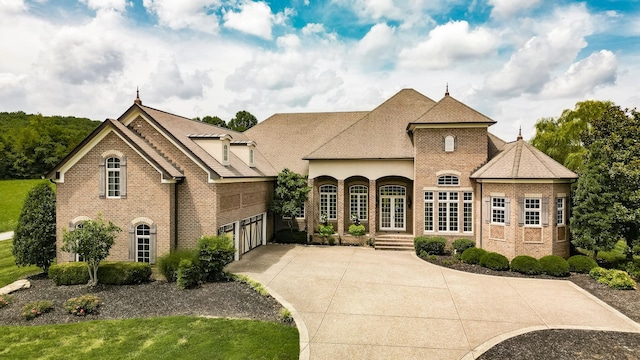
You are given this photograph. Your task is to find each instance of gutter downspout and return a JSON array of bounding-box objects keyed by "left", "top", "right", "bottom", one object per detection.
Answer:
[{"left": 479, "top": 182, "right": 483, "bottom": 249}]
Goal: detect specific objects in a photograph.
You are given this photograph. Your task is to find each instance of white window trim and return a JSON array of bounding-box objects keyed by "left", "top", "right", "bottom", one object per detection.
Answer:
[
  {"left": 556, "top": 197, "right": 565, "bottom": 226},
  {"left": 136, "top": 224, "right": 151, "bottom": 263},
  {"left": 319, "top": 185, "right": 337, "bottom": 220},
  {"left": 491, "top": 197, "right": 506, "bottom": 225},
  {"left": 463, "top": 192, "right": 473, "bottom": 233},
  {"left": 349, "top": 185, "right": 368, "bottom": 221},
  {"left": 525, "top": 198, "right": 542, "bottom": 227},
  {"left": 106, "top": 157, "right": 121, "bottom": 198},
  {"left": 438, "top": 191, "right": 459, "bottom": 232},
  {"left": 424, "top": 191, "right": 434, "bottom": 232},
  {"left": 437, "top": 175, "right": 460, "bottom": 187}
]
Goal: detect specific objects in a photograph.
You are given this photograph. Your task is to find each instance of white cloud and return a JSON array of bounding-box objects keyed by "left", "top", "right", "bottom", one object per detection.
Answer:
[
  {"left": 489, "top": 0, "right": 541, "bottom": 19},
  {"left": 540, "top": 50, "right": 618, "bottom": 98},
  {"left": 302, "top": 23, "right": 325, "bottom": 35},
  {"left": 484, "top": 4, "right": 594, "bottom": 96},
  {"left": 146, "top": 57, "right": 212, "bottom": 101},
  {"left": 80, "top": 0, "right": 128, "bottom": 12},
  {"left": 398, "top": 21, "right": 497, "bottom": 69},
  {"left": 223, "top": 1, "right": 278, "bottom": 39},
  {"left": 354, "top": 23, "right": 396, "bottom": 61},
  {"left": 276, "top": 34, "right": 301, "bottom": 49},
  {"left": 143, "top": 0, "right": 220, "bottom": 34},
  {"left": 0, "top": 0, "right": 26, "bottom": 13}
]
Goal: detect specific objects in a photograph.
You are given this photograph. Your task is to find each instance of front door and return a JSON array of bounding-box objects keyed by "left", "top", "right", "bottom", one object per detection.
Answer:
[{"left": 380, "top": 185, "right": 406, "bottom": 231}]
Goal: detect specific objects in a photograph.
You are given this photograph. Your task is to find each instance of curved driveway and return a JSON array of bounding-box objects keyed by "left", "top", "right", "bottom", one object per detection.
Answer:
[{"left": 226, "top": 245, "right": 640, "bottom": 360}]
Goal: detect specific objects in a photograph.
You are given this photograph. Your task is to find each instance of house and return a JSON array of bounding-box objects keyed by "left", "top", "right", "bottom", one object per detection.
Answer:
[{"left": 48, "top": 88, "right": 577, "bottom": 263}]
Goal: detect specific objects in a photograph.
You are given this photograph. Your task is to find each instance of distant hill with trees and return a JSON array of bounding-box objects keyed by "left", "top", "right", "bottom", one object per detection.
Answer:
[{"left": 0, "top": 111, "right": 100, "bottom": 179}]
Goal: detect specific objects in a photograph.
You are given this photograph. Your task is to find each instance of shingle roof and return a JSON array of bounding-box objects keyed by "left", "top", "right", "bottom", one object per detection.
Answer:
[
  {"left": 244, "top": 111, "right": 369, "bottom": 174},
  {"left": 305, "top": 89, "right": 436, "bottom": 160},
  {"left": 135, "top": 105, "right": 277, "bottom": 178},
  {"left": 409, "top": 94, "right": 496, "bottom": 126},
  {"left": 471, "top": 139, "right": 578, "bottom": 179}
]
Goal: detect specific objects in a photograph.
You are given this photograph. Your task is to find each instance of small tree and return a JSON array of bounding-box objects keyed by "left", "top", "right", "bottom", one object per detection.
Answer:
[
  {"left": 227, "top": 111, "right": 257, "bottom": 132},
  {"left": 12, "top": 182, "right": 56, "bottom": 273},
  {"left": 61, "top": 215, "right": 121, "bottom": 287},
  {"left": 270, "top": 168, "right": 311, "bottom": 230}
]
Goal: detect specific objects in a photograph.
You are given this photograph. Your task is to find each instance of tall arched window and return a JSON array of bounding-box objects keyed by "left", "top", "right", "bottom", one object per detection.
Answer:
[
  {"left": 129, "top": 220, "right": 156, "bottom": 264},
  {"left": 99, "top": 153, "right": 127, "bottom": 199},
  {"left": 349, "top": 185, "right": 368, "bottom": 221},
  {"left": 444, "top": 135, "right": 455, "bottom": 152},
  {"left": 223, "top": 144, "right": 229, "bottom": 162},
  {"left": 136, "top": 224, "right": 151, "bottom": 263},
  {"left": 319, "top": 185, "right": 337, "bottom": 220},
  {"left": 106, "top": 157, "right": 121, "bottom": 197}
]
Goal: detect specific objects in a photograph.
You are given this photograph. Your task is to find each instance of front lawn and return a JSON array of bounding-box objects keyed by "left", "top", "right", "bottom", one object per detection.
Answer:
[
  {"left": 0, "top": 179, "right": 51, "bottom": 232},
  {"left": 0, "top": 316, "right": 299, "bottom": 359},
  {"left": 0, "top": 240, "right": 40, "bottom": 288}
]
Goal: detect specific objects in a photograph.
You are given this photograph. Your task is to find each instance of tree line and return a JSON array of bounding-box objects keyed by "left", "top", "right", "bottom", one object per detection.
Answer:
[{"left": 193, "top": 110, "right": 257, "bottom": 132}]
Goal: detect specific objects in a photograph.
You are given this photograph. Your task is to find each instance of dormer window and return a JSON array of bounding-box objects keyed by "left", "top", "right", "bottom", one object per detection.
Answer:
[
  {"left": 223, "top": 144, "right": 229, "bottom": 163},
  {"left": 437, "top": 175, "right": 459, "bottom": 186},
  {"left": 249, "top": 148, "right": 254, "bottom": 167},
  {"left": 444, "top": 136, "right": 455, "bottom": 152}
]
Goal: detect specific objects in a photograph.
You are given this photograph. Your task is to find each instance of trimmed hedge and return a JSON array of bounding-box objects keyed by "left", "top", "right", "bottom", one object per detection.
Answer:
[
  {"left": 158, "top": 249, "right": 199, "bottom": 282},
  {"left": 510, "top": 255, "right": 542, "bottom": 275},
  {"left": 414, "top": 236, "right": 447, "bottom": 255},
  {"left": 452, "top": 239, "right": 475, "bottom": 254},
  {"left": 460, "top": 247, "right": 487, "bottom": 265},
  {"left": 539, "top": 255, "right": 570, "bottom": 277},
  {"left": 197, "top": 235, "right": 236, "bottom": 282},
  {"left": 348, "top": 224, "right": 366, "bottom": 236},
  {"left": 49, "top": 262, "right": 152, "bottom": 285},
  {"left": 479, "top": 252, "right": 510, "bottom": 271},
  {"left": 177, "top": 259, "right": 201, "bottom": 290},
  {"left": 567, "top": 255, "right": 598, "bottom": 274},
  {"left": 274, "top": 229, "right": 308, "bottom": 244}
]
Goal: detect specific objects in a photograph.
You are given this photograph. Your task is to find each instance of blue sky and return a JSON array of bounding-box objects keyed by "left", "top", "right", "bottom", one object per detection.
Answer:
[{"left": 1, "top": 0, "right": 638, "bottom": 140}]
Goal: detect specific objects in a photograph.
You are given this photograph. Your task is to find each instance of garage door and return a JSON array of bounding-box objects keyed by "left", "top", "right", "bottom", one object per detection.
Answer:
[{"left": 241, "top": 214, "right": 264, "bottom": 254}]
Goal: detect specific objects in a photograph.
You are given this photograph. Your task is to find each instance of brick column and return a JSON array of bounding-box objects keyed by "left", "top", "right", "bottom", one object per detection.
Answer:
[
  {"left": 369, "top": 179, "right": 377, "bottom": 237},
  {"left": 337, "top": 179, "right": 345, "bottom": 236},
  {"left": 307, "top": 178, "right": 316, "bottom": 237}
]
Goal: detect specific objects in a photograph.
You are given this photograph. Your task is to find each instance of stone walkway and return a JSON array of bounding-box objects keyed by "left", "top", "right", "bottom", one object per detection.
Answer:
[{"left": 227, "top": 244, "right": 640, "bottom": 360}]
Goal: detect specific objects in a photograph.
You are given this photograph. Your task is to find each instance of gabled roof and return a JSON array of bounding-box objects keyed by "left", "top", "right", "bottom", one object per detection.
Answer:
[
  {"left": 471, "top": 139, "right": 578, "bottom": 180},
  {"left": 408, "top": 93, "right": 496, "bottom": 128},
  {"left": 245, "top": 111, "right": 368, "bottom": 174},
  {"left": 47, "top": 118, "right": 184, "bottom": 181},
  {"left": 130, "top": 105, "right": 277, "bottom": 178},
  {"left": 305, "top": 89, "right": 436, "bottom": 160}
]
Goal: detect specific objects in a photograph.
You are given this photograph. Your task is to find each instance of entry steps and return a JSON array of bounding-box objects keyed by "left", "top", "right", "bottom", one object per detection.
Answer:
[{"left": 374, "top": 235, "right": 414, "bottom": 251}]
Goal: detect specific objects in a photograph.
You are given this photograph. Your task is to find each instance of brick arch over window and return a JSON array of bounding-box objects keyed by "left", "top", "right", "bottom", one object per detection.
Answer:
[
  {"left": 129, "top": 220, "right": 157, "bottom": 264},
  {"left": 99, "top": 151, "right": 127, "bottom": 199}
]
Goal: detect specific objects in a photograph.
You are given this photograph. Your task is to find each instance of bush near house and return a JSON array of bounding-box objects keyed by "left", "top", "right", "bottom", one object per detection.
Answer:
[
  {"left": 348, "top": 224, "right": 366, "bottom": 236},
  {"left": 461, "top": 247, "right": 488, "bottom": 265},
  {"left": 540, "top": 255, "right": 570, "bottom": 277},
  {"left": 452, "top": 238, "right": 475, "bottom": 254},
  {"left": 479, "top": 252, "right": 510, "bottom": 271},
  {"left": 64, "top": 294, "right": 100, "bottom": 316},
  {"left": 177, "top": 259, "right": 201, "bottom": 290},
  {"left": 510, "top": 255, "right": 543, "bottom": 275},
  {"left": 414, "top": 236, "right": 447, "bottom": 255},
  {"left": 48, "top": 262, "right": 152, "bottom": 286},
  {"left": 274, "top": 229, "right": 307, "bottom": 244},
  {"left": 197, "top": 235, "right": 236, "bottom": 282},
  {"left": 590, "top": 267, "right": 636, "bottom": 290},
  {"left": 158, "top": 250, "right": 199, "bottom": 282},
  {"left": 48, "top": 262, "right": 89, "bottom": 285},
  {"left": 567, "top": 255, "right": 598, "bottom": 274},
  {"left": 21, "top": 300, "right": 53, "bottom": 320}
]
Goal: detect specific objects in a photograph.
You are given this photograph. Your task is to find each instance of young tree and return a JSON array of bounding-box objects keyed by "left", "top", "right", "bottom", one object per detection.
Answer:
[
  {"left": 227, "top": 111, "right": 257, "bottom": 132},
  {"left": 271, "top": 168, "right": 311, "bottom": 230},
  {"left": 12, "top": 182, "right": 56, "bottom": 273},
  {"left": 61, "top": 215, "right": 121, "bottom": 286}
]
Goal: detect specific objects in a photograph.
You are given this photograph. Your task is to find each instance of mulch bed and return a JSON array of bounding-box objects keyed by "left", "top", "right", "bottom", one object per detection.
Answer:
[
  {"left": 0, "top": 274, "right": 287, "bottom": 327},
  {"left": 422, "top": 254, "right": 640, "bottom": 359}
]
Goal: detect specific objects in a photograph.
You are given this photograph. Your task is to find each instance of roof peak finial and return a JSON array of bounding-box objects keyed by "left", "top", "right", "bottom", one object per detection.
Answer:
[
  {"left": 517, "top": 126, "right": 523, "bottom": 141},
  {"left": 134, "top": 87, "right": 142, "bottom": 105},
  {"left": 445, "top": 83, "right": 449, "bottom": 96}
]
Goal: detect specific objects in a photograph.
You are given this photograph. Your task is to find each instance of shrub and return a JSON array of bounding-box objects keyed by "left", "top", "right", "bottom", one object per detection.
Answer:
[
  {"left": 0, "top": 294, "right": 13, "bottom": 309},
  {"left": 414, "top": 236, "right": 447, "bottom": 255},
  {"left": 510, "top": 255, "right": 542, "bottom": 275},
  {"left": 21, "top": 300, "right": 53, "bottom": 320},
  {"left": 177, "top": 259, "right": 201, "bottom": 290},
  {"left": 318, "top": 224, "right": 335, "bottom": 239},
  {"left": 452, "top": 239, "right": 475, "bottom": 254},
  {"left": 589, "top": 266, "right": 608, "bottom": 280},
  {"left": 348, "top": 224, "right": 366, "bottom": 236},
  {"left": 274, "top": 229, "right": 307, "bottom": 244},
  {"left": 328, "top": 237, "right": 336, "bottom": 246},
  {"left": 623, "top": 262, "right": 640, "bottom": 281},
  {"left": 158, "top": 249, "right": 199, "bottom": 282},
  {"left": 567, "top": 255, "right": 598, "bottom": 274},
  {"left": 197, "top": 235, "right": 236, "bottom": 282},
  {"left": 98, "top": 262, "right": 151, "bottom": 285},
  {"left": 48, "top": 262, "right": 90, "bottom": 286},
  {"left": 231, "top": 274, "right": 269, "bottom": 296},
  {"left": 601, "top": 270, "right": 637, "bottom": 290},
  {"left": 64, "top": 294, "right": 100, "bottom": 316},
  {"left": 479, "top": 252, "right": 510, "bottom": 271},
  {"left": 461, "top": 247, "right": 487, "bottom": 265},
  {"left": 539, "top": 255, "right": 570, "bottom": 277},
  {"left": 280, "top": 307, "right": 293, "bottom": 323}
]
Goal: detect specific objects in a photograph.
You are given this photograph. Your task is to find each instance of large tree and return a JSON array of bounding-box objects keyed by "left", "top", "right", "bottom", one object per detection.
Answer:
[
  {"left": 227, "top": 111, "right": 257, "bottom": 132},
  {"left": 61, "top": 215, "right": 121, "bottom": 286},
  {"left": 194, "top": 115, "right": 227, "bottom": 128},
  {"left": 12, "top": 182, "right": 57, "bottom": 273},
  {"left": 530, "top": 100, "right": 612, "bottom": 172},
  {"left": 271, "top": 168, "right": 311, "bottom": 230}
]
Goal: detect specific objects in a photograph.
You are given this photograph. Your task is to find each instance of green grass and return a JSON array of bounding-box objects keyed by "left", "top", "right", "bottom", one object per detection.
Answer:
[
  {"left": 0, "top": 179, "right": 51, "bottom": 232},
  {"left": 0, "top": 316, "right": 299, "bottom": 359},
  {"left": 0, "top": 240, "right": 41, "bottom": 288}
]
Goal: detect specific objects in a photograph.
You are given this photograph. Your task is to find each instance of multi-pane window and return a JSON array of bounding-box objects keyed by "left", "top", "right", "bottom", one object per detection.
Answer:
[
  {"left": 463, "top": 192, "right": 473, "bottom": 232},
  {"left": 438, "top": 192, "right": 458, "bottom": 231},
  {"left": 492, "top": 197, "right": 506, "bottom": 224},
  {"left": 437, "top": 175, "right": 459, "bottom": 186},
  {"left": 556, "top": 198, "right": 565, "bottom": 225},
  {"left": 349, "top": 185, "right": 368, "bottom": 221},
  {"left": 106, "top": 157, "right": 120, "bottom": 197},
  {"left": 525, "top": 198, "right": 541, "bottom": 225},
  {"left": 136, "top": 224, "right": 151, "bottom": 263},
  {"left": 319, "top": 185, "right": 337, "bottom": 220},
  {"left": 424, "top": 191, "right": 434, "bottom": 231}
]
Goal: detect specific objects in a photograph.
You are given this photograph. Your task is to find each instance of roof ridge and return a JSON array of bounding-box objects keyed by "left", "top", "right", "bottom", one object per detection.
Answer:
[
  {"left": 525, "top": 140, "right": 562, "bottom": 177},
  {"left": 139, "top": 104, "right": 241, "bottom": 134},
  {"left": 511, "top": 141, "right": 523, "bottom": 177}
]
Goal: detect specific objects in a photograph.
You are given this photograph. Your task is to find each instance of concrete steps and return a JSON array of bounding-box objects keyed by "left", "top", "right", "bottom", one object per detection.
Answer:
[{"left": 374, "top": 235, "right": 414, "bottom": 251}]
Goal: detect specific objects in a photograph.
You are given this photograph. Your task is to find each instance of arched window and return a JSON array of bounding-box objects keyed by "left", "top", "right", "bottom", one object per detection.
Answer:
[
  {"left": 129, "top": 220, "right": 156, "bottom": 264},
  {"left": 319, "top": 185, "right": 337, "bottom": 220},
  {"left": 136, "top": 224, "right": 151, "bottom": 263},
  {"left": 437, "top": 175, "right": 459, "bottom": 186},
  {"left": 249, "top": 148, "right": 254, "bottom": 166},
  {"left": 99, "top": 153, "right": 127, "bottom": 199},
  {"left": 223, "top": 144, "right": 229, "bottom": 162},
  {"left": 106, "top": 157, "right": 121, "bottom": 197},
  {"left": 444, "top": 136, "right": 455, "bottom": 152},
  {"left": 349, "top": 185, "right": 368, "bottom": 221}
]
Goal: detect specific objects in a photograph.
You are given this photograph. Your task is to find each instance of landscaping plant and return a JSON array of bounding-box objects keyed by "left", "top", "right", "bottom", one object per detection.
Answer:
[
  {"left": 197, "top": 235, "right": 235, "bottom": 282},
  {"left": 452, "top": 238, "right": 475, "bottom": 254},
  {"left": 414, "top": 236, "right": 447, "bottom": 255},
  {"left": 64, "top": 294, "right": 100, "bottom": 316},
  {"left": 590, "top": 267, "right": 636, "bottom": 290},
  {"left": 461, "top": 247, "right": 488, "bottom": 265},
  {"left": 510, "top": 255, "right": 543, "bottom": 275},
  {"left": 479, "top": 252, "right": 510, "bottom": 271},
  {"left": 270, "top": 168, "right": 311, "bottom": 230},
  {"left": 177, "top": 259, "right": 201, "bottom": 290},
  {"left": 539, "top": 255, "right": 570, "bottom": 277},
  {"left": 348, "top": 224, "right": 366, "bottom": 236},
  {"left": 0, "top": 294, "right": 13, "bottom": 308},
  {"left": 567, "top": 255, "right": 598, "bottom": 274},
  {"left": 158, "top": 249, "right": 198, "bottom": 282},
  {"left": 21, "top": 300, "right": 53, "bottom": 320}
]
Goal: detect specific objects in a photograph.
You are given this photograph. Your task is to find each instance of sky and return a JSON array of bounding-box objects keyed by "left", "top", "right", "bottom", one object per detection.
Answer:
[{"left": 0, "top": 0, "right": 639, "bottom": 141}]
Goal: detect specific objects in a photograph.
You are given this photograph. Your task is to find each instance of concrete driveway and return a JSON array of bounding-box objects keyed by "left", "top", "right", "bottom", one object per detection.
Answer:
[{"left": 226, "top": 245, "right": 640, "bottom": 360}]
